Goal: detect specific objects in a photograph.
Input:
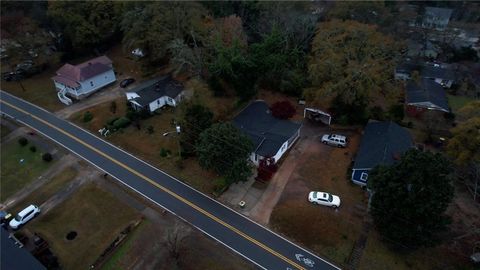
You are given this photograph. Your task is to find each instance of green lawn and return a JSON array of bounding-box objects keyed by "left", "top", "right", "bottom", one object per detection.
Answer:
[
  {"left": 447, "top": 94, "right": 476, "bottom": 113},
  {"left": 0, "top": 142, "right": 54, "bottom": 201},
  {"left": 9, "top": 167, "right": 78, "bottom": 214},
  {"left": 29, "top": 183, "right": 140, "bottom": 270},
  {"left": 2, "top": 66, "right": 66, "bottom": 112}
]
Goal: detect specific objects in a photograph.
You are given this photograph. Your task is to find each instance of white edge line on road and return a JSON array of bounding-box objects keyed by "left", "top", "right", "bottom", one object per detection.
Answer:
[
  {"left": 1, "top": 90, "right": 341, "bottom": 270},
  {"left": 2, "top": 112, "right": 268, "bottom": 270}
]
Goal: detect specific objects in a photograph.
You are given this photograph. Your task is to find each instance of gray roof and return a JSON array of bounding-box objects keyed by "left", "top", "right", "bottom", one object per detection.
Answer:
[
  {"left": 395, "top": 62, "right": 455, "bottom": 81},
  {"left": 406, "top": 78, "right": 450, "bottom": 111},
  {"left": 353, "top": 121, "right": 413, "bottom": 169},
  {"left": 421, "top": 65, "right": 455, "bottom": 81},
  {"left": 425, "top": 7, "right": 453, "bottom": 20},
  {"left": 129, "top": 76, "right": 183, "bottom": 106},
  {"left": 1, "top": 228, "right": 46, "bottom": 270},
  {"left": 232, "top": 101, "right": 301, "bottom": 158}
]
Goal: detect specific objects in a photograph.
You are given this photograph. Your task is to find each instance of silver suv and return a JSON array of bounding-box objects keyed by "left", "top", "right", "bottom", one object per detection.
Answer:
[{"left": 321, "top": 134, "right": 347, "bottom": 148}]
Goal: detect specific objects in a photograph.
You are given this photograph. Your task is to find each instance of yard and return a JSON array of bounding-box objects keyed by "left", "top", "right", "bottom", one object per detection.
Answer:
[
  {"left": 8, "top": 166, "right": 78, "bottom": 214},
  {"left": 0, "top": 140, "right": 55, "bottom": 200},
  {"left": 101, "top": 218, "right": 256, "bottom": 270},
  {"left": 2, "top": 65, "right": 66, "bottom": 112},
  {"left": 69, "top": 79, "right": 239, "bottom": 194},
  {"left": 270, "top": 128, "right": 366, "bottom": 266},
  {"left": 447, "top": 94, "right": 476, "bottom": 113},
  {"left": 29, "top": 183, "right": 140, "bottom": 270}
]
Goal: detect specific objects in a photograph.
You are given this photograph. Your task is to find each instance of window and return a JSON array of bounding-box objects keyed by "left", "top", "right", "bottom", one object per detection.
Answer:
[
  {"left": 360, "top": 172, "right": 368, "bottom": 181},
  {"left": 90, "top": 81, "right": 94, "bottom": 87},
  {"left": 254, "top": 154, "right": 257, "bottom": 161},
  {"left": 157, "top": 100, "right": 160, "bottom": 105}
]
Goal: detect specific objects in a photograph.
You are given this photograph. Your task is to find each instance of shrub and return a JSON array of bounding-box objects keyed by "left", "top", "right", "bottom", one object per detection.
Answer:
[
  {"left": 29, "top": 146, "right": 36, "bottom": 152},
  {"left": 146, "top": 125, "right": 154, "bottom": 134},
  {"left": 213, "top": 178, "right": 228, "bottom": 194},
  {"left": 18, "top": 137, "right": 28, "bottom": 146},
  {"left": 160, "top": 148, "right": 170, "bottom": 157},
  {"left": 106, "top": 117, "right": 119, "bottom": 126},
  {"left": 42, "top": 153, "right": 53, "bottom": 162},
  {"left": 270, "top": 101, "right": 296, "bottom": 119},
  {"left": 256, "top": 158, "right": 278, "bottom": 181},
  {"left": 112, "top": 117, "right": 131, "bottom": 129},
  {"left": 110, "top": 101, "right": 117, "bottom": 114},
  {"left": 83, "top": 111, "right": 93, "bottom": 122},
  {"left": 125, "top": 110, "right": 138, "bottom": 121},
  {"left": 388, "top": 104, "right": 404, "bottom": 122}
]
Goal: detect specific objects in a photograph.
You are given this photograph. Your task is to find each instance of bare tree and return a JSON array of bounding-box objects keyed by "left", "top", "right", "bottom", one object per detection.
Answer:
[{"left": 164, "top": 221, "right": 191, "bottom": 266}]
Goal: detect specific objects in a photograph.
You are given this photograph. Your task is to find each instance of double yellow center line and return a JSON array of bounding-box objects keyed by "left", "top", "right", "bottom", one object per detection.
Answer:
[{"left": 1, "top": 99, "right": 307, "bottom": 270}]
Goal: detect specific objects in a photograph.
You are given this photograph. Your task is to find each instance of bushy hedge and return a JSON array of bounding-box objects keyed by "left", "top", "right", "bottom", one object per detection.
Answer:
[
  {"left": 83, "top": 111, "right": 93, "bottom": 122},
  {"left": 18, "top": 137, "right": 28, "bottom": 146},
  {"left": 112, "top": 117, "right": 131, "bottom": 129}
]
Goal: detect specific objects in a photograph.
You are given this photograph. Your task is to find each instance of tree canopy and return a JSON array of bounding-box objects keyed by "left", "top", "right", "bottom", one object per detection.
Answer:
[
  {"left": 446, "top": 101, "right": 480, "bottom": 166},
  {"left": 368, "top": 149, "right": 454, "bottom": 248},
  {"left": 306, "top": 20, "right": 400, "bottom": 120},
  {"left": 48, "top": 1, "right": 124, "bottom": 51},
  {"left": 121, "top": 1, "right": 210, "bottom": 65},
  {"left": 180, "top": 103, "right": 214, "bottom": 157},
  {"left": 196, "top": 123, "right": 253, "bottom": 184}
]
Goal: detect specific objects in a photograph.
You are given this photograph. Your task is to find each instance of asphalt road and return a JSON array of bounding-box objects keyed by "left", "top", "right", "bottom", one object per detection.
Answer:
[{"left": 0, "top": 91, "right": 340, "bottom": 270}]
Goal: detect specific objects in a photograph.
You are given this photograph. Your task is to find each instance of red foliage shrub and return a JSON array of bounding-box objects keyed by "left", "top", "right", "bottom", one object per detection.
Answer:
[
  {"left": 270, "top": 101, "right": 296, "bottom": 119},
  {"left": 256, "top": 158, "right": 278, "bottom": 181}
]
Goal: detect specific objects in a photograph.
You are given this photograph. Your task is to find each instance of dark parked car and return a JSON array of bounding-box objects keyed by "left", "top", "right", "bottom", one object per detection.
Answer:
[{"left": 120, "top": 78, "right": 135, "bottom": 88}]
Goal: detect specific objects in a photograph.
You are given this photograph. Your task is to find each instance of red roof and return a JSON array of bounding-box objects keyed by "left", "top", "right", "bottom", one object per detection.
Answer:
[{"left": 53, "top": 56, "right": 113, "bottom": 83}]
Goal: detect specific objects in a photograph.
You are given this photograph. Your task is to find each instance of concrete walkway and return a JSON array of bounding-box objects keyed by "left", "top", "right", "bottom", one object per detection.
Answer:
[
  {"left": 55, "top": 85, "right": 125, "bottom": 119},
  {"left": 247, "top": 137, "right": 312, "bottom": 224}
]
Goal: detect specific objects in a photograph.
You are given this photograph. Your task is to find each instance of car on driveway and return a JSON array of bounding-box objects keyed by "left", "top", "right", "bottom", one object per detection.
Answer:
[
  {"left": 120, "top": 78, "right": 135, "bottom": 88},
  {"left": 321, "top": 134, "right": 347, "bottom": 148},
  {"left": 9, "top": 204, "right": 40, "bottom": 229},
  {"left": 308, "top": 191, "right": 341, "bottom": 208}
]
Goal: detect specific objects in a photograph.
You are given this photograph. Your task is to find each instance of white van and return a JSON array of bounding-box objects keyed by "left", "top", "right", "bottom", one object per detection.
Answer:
[
  {"left": 321, "top": 134, "right": 348, "bottom": 148},
  {"left": 9, "top": 204, "right": 40, "bottom": 229}
]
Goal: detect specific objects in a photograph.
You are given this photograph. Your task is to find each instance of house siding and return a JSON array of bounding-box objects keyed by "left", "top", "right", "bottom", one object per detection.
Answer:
[
  {"left": 352, "top": 169, "right": 370, "bottom": 186},
  {"left": 148, "top": 97, "right": 167, "bottom": 112},
  {"left": 77, "top": 69, "right": 116, "bottom": 96}
]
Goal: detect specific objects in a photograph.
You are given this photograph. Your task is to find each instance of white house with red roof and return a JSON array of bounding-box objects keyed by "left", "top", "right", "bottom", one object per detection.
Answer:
[{"left": 52, "top": 55, "right": 116, "bottom": 105}]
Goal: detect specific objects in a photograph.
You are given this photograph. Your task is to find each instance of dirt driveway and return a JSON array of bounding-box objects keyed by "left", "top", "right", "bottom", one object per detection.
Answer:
[{"left": 268, "top": 122, "right": 368, "bottom": 266}]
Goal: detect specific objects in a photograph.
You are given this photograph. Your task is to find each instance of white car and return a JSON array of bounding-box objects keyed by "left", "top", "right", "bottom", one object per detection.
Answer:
[
  {"left": 9, "top": 204, "right": 40, "bottom": 229},
  {"left": 308, "top": 191, "right": 341, "bottom": 208},
  {"left": 321, "top": 134, "right": 347, "bottom": 148}
]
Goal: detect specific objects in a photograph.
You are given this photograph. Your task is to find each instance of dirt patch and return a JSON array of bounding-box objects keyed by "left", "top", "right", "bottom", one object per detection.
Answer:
[{"left": 270, "top": 128, "right": 367, "bottom": 266}]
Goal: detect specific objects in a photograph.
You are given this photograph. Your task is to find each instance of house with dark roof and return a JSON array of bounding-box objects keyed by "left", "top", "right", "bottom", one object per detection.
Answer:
[
  {"left": 406, "top": 78, "right": 450, "bottom": 116},
  {"left": 52, "top": 56, "right": 116, "bottom": 105},
  {"left": 422, "top": 7, "right": 453, "bottom": 30},
  {"left": 352, "top": 121, "right": 414, "bottom": 186},
  {"left": 1, "top": 228, "right": 46, "bottom": 270},
  {"left": 394, "top": 62, "right": 455, "bottom": 88},
  {"left": 232, "top": 101, "right": 301, "bottom": 166},
  {"left": 125, "top": 76, "right": 184, "bottom": 113}
]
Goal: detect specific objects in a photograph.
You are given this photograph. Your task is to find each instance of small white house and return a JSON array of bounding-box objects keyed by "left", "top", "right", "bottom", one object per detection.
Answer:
[
  {"left": 52, "top": 56, "right": 116, "bottom": 105},
  {"left": 233, "top": 101, "right": 301, "bottom": 166},
  {"left": 125, "top": 76, "right": 184, "bottom": 113}
]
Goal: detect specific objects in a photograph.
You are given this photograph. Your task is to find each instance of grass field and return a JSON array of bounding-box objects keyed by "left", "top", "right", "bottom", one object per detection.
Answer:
[
  {"left": 29, "top": 183, "right": 140, "bottom": 270},
  {"left": 2, "top": 66, "right": 66, "bottom": 112},
  {"left": 70, "top": 95, "right": 222, "bottom": 194},
  {"left": 0, "top": 142, "right": 54, "bottom": 201},
  {"left": 447, "top": 94, "right": 476, "bottom": 113},
  {"left": 9, "top": 166, "right": 78, "bottom": 214}
]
